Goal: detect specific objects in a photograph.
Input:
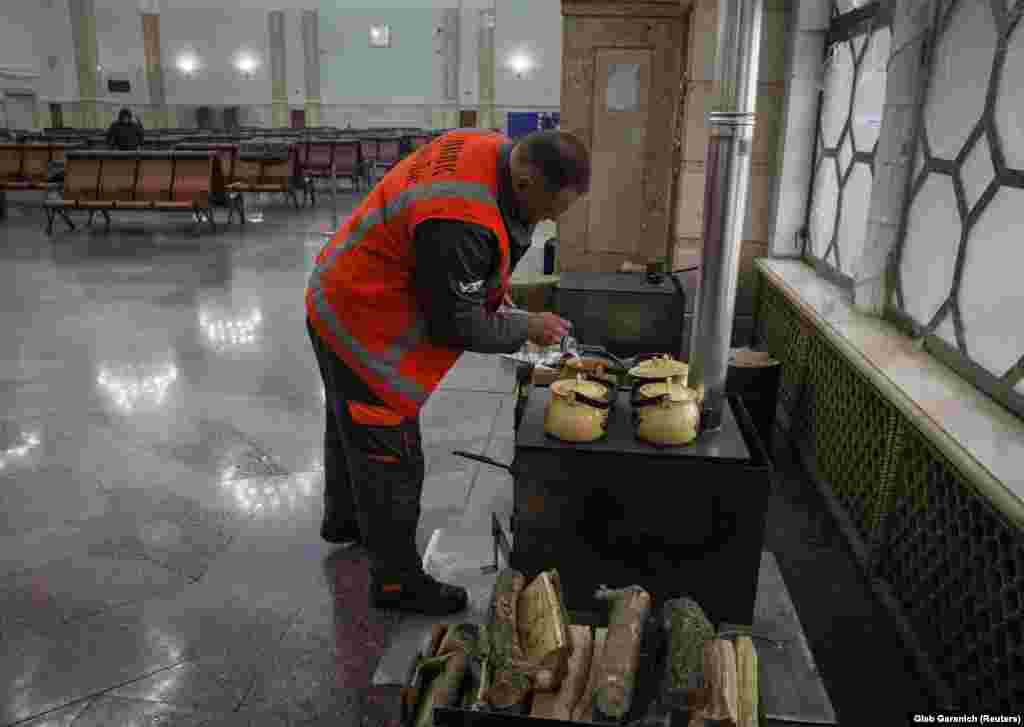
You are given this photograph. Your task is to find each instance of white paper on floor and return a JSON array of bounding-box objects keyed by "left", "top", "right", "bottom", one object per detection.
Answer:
[{"left": 372, "top": 528, "right": 503, "bottom": 686}]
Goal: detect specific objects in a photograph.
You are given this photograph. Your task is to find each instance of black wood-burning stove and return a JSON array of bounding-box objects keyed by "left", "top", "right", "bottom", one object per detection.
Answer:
[
  {"left": 554, "top": 271, "right": 698, "bottom": 360},
  {"left": 506, "top": 387, "right": 772, "bottom": 628}
]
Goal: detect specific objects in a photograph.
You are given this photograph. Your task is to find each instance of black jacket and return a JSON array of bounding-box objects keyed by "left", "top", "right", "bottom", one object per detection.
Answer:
[
  {"left": 106, "top": 120, "right": 144, "bottom": 150},
  {"left": 412, "top": 141, "right": 534, "bottom": 355}
]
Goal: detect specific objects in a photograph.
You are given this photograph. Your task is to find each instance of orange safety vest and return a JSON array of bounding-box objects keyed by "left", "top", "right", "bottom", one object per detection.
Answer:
[{"left": 306, "top": 130, "right": 513, "bottom": 425}]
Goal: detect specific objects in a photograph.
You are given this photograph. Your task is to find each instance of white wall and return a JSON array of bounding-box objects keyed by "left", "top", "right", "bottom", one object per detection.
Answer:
[
  {"left": 160, "top": 6, "right": 272, "bottom": 107},
  {"left": 0, "top": 2, "right": 43, "bottom": 76},
  {"left": 494, "top": 0, "right": 561, "bottom": 109},
  {"left": 3, "top": 0, "right": 565, "bottom": 128},
  {"left": 0, "top": 1, "right": 47, "bottom": 109},
  {"left": 95, "top": 0, "right": 149, "bottom": 106},
  {"left": 317, "top": 6, "right": 444, "bottom": 106}
]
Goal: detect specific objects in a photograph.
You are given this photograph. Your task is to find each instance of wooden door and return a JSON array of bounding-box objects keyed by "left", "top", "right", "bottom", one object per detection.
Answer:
[
  {"left": 291, "top": 109, "right": 306, "bottom": 129},
  {"left": 586, "top": 49, "right": 652, "bottom": 258},
  {"left": 459, "top": 109, "right": 478, "bottom": 128}
]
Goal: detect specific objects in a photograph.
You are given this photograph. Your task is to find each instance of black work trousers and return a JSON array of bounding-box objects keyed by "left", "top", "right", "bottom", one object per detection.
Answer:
[{"left": 307, "top": 319, "right": 425, "bottom": 578}]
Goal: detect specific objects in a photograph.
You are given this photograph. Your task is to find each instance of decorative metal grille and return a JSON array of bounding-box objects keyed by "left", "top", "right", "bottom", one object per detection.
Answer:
[
  {"left": 803, "top": 2, "right": 892, "bottom": 288},
  {"left": 756, "top": 271, "right": 1024, "bottom": 709},
  {"left": 876, "top": 423, "right": 1024, "bottom": 710},
  {"left": 888, "top": 0, "right": 1024, "bottom": 420}
]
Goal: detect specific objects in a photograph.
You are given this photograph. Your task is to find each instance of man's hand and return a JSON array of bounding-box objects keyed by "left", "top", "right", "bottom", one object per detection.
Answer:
[
  {"left": 526, "top": 312, "right": 572, "bottom": 347},
  {"left": 503, "top": 292, "right": 517, "bottom": 308}
]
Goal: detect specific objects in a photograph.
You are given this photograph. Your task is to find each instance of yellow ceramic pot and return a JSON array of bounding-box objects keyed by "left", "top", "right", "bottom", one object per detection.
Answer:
[
  {"left": 544, "top": 376, "right": 612, "bottom": 443},
  {"left": 633, "top": 381, "right": 700, "bottom": 446},
  {"left": 628, "top": 355, "right": 689, "bottom": 387},
  {"left": 558, "top": 355, "right": 620, "bottom": 388}
]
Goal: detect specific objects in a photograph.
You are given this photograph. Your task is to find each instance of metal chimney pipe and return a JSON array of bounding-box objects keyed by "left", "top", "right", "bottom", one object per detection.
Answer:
[{"left": 687, "top": 0, "right": 764, "bottom": 432}]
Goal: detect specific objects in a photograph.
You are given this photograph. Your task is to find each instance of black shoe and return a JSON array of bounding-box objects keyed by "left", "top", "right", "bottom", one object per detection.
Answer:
[
  {"left": 371, "top": 571, "right": 469, "bottom": 616},
  {"left": 320, "top": 518, "right": 363, "bottom": 547}
]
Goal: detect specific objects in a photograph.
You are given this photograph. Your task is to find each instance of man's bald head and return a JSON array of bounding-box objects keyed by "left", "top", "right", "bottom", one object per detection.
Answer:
[
  {"left": 510, "top": 131, "right": 590, "bottom": 224},
  {"left": 513, "top": 130, "right": 591, "bottom": 195}
]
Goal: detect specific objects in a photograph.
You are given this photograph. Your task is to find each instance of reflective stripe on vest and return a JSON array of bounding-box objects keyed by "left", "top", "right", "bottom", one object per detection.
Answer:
[
  {"left": 347, "top": 401, "right": 405, "bottom": 427},
  {"left": 308, "top": 179, "right": 501, "bottom": 409},
  {"left": 319, "top": 180, "right": 498, "bottom": 261}
]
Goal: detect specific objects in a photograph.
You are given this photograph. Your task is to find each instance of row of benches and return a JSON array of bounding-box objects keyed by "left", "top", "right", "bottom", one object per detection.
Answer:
[
  {"left": 169, "top": 139, "right": 400, "bottom": 204},
  {"left": 0, "top": 144, "right": 79, "bottom": 192},
  {"left": 43, "top": 151, "right": 229, "bottom": 235},
  {"left": 39, "top": 149, "right": 319, "bottom": 235},
  {"left": 2, "top": 137, "right": 414, "bottom": 199},
  {"left": 2, "top": 134, "right": 435, "bottom": 233}
]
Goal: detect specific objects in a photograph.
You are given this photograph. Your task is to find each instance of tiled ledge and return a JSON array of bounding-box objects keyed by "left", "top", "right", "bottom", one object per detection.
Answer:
[{"left": 757, "top": 258, "right": 1024, "bottom": 530}]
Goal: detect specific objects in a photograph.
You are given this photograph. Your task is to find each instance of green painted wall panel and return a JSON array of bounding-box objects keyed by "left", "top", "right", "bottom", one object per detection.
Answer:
[{"left": 318, "top": 6, "right": 441, "bottom": 104}]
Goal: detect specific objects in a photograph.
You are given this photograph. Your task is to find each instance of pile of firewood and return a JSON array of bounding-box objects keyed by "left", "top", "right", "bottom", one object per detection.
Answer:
[
  {"left": 401, "top": 569, "right": 655, "bottom": 725},
  {"left": 401, "top": 576, "right": 760, "bottom": 726},
  {"left": 658, "top": 597, "right": 760, "bottom": 727}
]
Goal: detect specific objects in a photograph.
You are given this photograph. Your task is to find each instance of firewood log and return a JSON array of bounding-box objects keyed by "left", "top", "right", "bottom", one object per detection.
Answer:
[
  {"left": 483, "top": 661, "right": 534, "bottom": 712},
  {"left": 490, "top": 568, "right": 527, "bottom": 661},
  {"left": 407, "top": 652, "right": 454, "bottom": 727},
  {"left": 428, "top": 624, "right": 448, "bottom": 659},
  {"left": 571, "top": 626, "right": 608, "bottom": 722},
  {"left": 533, "top": 668, "right": 557, "bottom": 692},
  {"left": 404, "top": 626, "right": 451, "bottom": 723},
  {"left": 415, "top": 649, "right": 470, "bottom": 727},
  {"left": 661, "top": 597, "right": 715, "bottom": 711},
  {"left": 468, "top": 649, "right": 492, "bottom": 711},
  {"left": 592, "top": 585, "right": 652, "bottom": 722},
  {"left": 481, "top": 568, "right": 532, "bottom": 712},
  {"left": 530, "top": 624, "right": 594, "bottom": 719},
  {"left": 735, "top": 636, "right": 759, "bottom": 727},
  {"left": 518, "top": 570, "right": 572, "bottom": 685},
  {"left": 702, "top": 639, "right": 739, "bottom": 726},
  {"left": 437, "top": 623, "right": 480, "bottom": 656}
]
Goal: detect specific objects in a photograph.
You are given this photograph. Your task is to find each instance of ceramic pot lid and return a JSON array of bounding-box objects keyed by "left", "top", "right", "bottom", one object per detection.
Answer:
[
  {"left": 551, "top": 377, "right": 609, "bottom": 401},
  {"left": 629, "top": 355, "right": 689, "bottom": 379},
  {"left": 637, "top": 381, "right": 697, "bottom": 402}
]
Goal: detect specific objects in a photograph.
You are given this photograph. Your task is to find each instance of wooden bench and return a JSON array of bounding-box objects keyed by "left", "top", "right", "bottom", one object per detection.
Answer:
[
  {"left": 297, "top": 139, "right": 363, "bottom": 206},
  {"left": 175, "top": 143, "right": 240, "bottom": 187},
  {"left": 1, "top": 143, "right": 79, "bottom": 221},
  {"left": 44, "top": 150, "right": 227, "bottom": 235},
  {"left": 370, "top": 137, "right": 403, "bottom": 184},
  {"left": 226, "top": 147, "right": 303, "bottom": 224},
  {"left": 405, "top": 134, "right": 433, "bottom": 152},
  {"left": 0, "top": 144, "right": 74, "bottom": 190}
]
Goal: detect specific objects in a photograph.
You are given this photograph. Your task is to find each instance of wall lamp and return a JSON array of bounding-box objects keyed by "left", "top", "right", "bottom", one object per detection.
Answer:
[
  {"left": 177, "top": 53, "right": 199, "bottom": 78},
  {"left": 507, "top": 52, "right": 534, "bottom": 79},
  {"left": 235, "top": 52, "right": 259, "bottom": 79},
  {"left": 370, "top": 24, "right": 391, "bottom": 48}
]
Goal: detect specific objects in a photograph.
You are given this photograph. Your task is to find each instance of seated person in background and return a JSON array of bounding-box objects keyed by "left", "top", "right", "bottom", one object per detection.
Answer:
[{"left": 106, "top": 108, "right": 144, "bottom": 150}]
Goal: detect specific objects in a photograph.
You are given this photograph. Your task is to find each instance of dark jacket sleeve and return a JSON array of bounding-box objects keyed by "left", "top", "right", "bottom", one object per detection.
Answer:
[{"left": 413, "top": 218, "right": 530, "bottom": 355}]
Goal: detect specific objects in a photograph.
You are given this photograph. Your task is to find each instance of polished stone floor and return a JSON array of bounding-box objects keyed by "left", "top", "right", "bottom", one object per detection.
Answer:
[
  {"left": 0, "top": 193, "right": 528, "bottom": 726},
  {"left": 0, "top": 192, "right": 932, "bottom": 726}
]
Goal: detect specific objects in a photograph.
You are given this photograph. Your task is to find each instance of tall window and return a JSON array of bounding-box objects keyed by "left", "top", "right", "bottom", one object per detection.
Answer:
[
  {"left": 889, "top": 0, "right": 1024, "bottom": 419},
  {"left": 803, "top": 2, "right": 891, "bottom": 288}
]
